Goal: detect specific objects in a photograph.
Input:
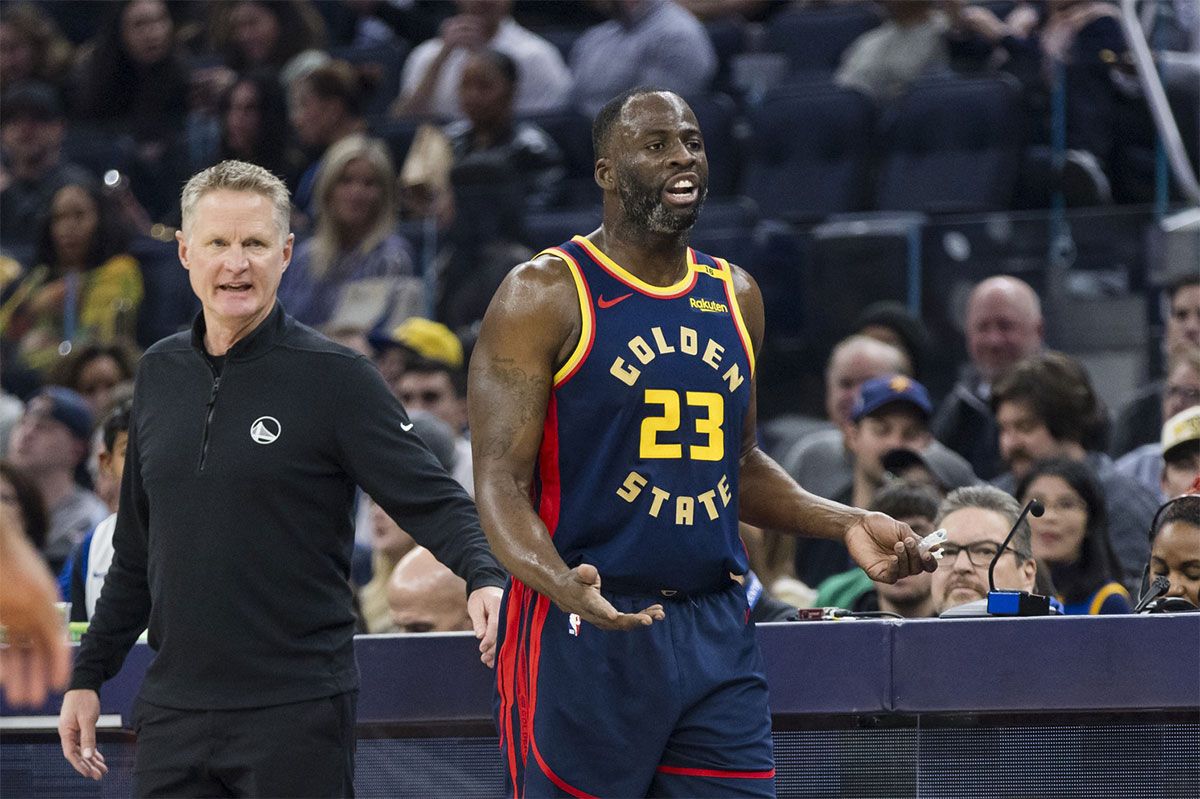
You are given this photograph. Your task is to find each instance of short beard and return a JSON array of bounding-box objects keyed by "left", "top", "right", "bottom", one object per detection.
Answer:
[{"left": 616, "top": 170, "right": 706, "bottom": 235}]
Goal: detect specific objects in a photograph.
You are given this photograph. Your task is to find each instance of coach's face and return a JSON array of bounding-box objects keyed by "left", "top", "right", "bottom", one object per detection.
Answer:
[
  {"left": 602, "top": 92, "right": 708, "bottom": 234},
  {"left": 177, "top": 189, "right": 292, "bottom": 348}
]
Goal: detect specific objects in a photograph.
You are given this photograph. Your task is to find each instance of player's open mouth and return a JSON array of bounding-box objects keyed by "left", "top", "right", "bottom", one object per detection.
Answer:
[
  {"left": 219, "top": 283, "right": 252, "bottom": 292},
  {"left": 663, "top": 174, "right": 699, "bottom": 206}
]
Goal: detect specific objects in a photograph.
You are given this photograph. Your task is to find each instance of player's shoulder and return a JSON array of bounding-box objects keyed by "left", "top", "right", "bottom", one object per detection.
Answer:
[{"left": 500, "top": 249, "right": 579, "bottom": 300}]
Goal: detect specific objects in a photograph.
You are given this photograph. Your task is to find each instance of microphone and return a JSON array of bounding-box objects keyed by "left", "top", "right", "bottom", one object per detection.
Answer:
[
  {"left": 1132, "top": 576, "right": 1171, "bottom": 613},
  {"left": 986, "top": 498, "right": 1053, "bottom": 616}
]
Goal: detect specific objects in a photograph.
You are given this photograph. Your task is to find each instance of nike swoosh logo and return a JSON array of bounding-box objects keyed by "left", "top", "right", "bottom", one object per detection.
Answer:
[
  {"left": 598, "top": 293, "right": 634, "bottom": 309},
  {"left": 401, "top": 422, "right": 414, "bottom": 431}
]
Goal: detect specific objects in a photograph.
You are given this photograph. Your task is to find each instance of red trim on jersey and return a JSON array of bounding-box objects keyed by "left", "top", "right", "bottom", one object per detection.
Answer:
[
  {"left": 537, "top": 395, "right": 562, "bottom": 538},
  {"left": 655, "top": 765, "right": 777, "bottom": 780},
  {"left": 717, "top": 259, "right": 755, "bottom": 374},
  {"left": 580, "top": 240, "right": 698, "bottom": 299}
]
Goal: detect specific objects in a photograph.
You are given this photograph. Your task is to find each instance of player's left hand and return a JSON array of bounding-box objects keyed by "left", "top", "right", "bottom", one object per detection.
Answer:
[
  {"left": 845, "top": 512, "right": 937, "bottom": 584},
  {"left": 467, "top": 586, "right": 504, "bottom": 669}
]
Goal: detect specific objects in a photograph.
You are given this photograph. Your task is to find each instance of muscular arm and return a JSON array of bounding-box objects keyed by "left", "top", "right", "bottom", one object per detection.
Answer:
[
  {"left": 469, "top": 256, "right": 663, "bottom": 629},
  {"left": 729, "top": 265, "right": 935, "bottom": 583}
]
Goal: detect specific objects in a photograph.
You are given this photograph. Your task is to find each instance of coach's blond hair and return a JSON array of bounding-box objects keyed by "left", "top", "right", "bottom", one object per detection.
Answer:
[{"left": 180, "top": 160, "right": 291, "bottom": 240}]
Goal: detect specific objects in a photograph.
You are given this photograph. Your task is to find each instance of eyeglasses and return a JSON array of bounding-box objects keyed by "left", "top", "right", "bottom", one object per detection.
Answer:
[{"left": 936, "top": 541, "right": 1027, "bottom": 569}]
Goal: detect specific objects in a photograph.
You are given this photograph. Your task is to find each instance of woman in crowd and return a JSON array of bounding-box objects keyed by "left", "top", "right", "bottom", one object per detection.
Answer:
[
  {"left": 278, "top": 134, "right": 416, "bottom": 329},
  {"left": 43, "top": 341, "right": 139, "bottom": 418},
  {"left": 0, "top": 178, "right": 142, "bottom": 374},
  {"left": 288, "top": 59, "right": 372, "bottom": 215},
  {"left": 208, "top": 0, "right": 326, "bottom": 78},
  {"left": 0, "top": 2, "right": 74, "bottom": 99},
  {"left": 1017, "top": 457, "right": 1130, "bottom": 614},
  {"left": 194, "top": 69, "right": 299, "bottom": 186},
  {"left": 1147, "top": 494, "right": 1200, "bottom": 609},
  {"left": 72, "top": 0, "right": 191, "bottom": 218}
]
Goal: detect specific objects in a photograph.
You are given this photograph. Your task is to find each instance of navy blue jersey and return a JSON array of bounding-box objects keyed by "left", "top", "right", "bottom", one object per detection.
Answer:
[{"left": 533, "top": 236, "right": 754, "bottom": 593}]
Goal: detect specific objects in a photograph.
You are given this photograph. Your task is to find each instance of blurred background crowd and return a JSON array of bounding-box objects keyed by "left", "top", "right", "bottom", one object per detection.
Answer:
[{"left": 1, "top": 0, "right": 1198, "bottom": 629}]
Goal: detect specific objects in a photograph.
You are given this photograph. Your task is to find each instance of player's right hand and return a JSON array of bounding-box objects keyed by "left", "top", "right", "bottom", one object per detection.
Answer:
[
  {"left": 58, "top": 689, "right": 108, "bottom": 780},
  {"left": 557, "top": 564, "right": 665, "bottom": 631}
]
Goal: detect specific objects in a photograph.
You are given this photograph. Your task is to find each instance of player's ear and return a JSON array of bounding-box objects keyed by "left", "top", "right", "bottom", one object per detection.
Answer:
[{"left": 595, "top": 157, "right": 615, "bottom": 191}]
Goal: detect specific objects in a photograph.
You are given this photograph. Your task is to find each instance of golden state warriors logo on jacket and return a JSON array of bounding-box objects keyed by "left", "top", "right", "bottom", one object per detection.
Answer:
[{"left": 534, "top": 236, "right": 754, "bottom": 593}]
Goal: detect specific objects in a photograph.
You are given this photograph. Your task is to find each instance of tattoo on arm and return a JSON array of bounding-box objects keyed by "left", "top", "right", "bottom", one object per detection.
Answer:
[{"left": 480, "top": 358, "right": 551, "bottom": 460}]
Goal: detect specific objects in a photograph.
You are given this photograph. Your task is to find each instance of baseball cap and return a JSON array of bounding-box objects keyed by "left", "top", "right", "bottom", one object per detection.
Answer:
[
  {"left": 27, "top": 386, "right": 94, "bottom": 441},
  {"left": 851, "top": 375, "right": 932, "bottom": 423},
  {"left": 369, "top": 317, "right": 463, "bottom": 369},
  {"left": 881, "top": 447, "right": 978, "bottom": 492},
  {"left": 1, "top": 82, "right": 64, "bottom": 122},
  {"left": 1162, "top": 405, "right": 1200, "bottom": 459}
]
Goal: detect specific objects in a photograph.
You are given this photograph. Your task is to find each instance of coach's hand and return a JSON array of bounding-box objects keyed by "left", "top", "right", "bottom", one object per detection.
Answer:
[
  {"left": 468, "top": 586, "right": 505, "bottom": 668},
  {"left": 59, "top": 689, "right": 108, "bottom": 780},
  {"left": 554, "top": 564, "right": 665, "bottom": 631},
  {"left": 845, "top": 512, "right": 937, "bottom": 584}
]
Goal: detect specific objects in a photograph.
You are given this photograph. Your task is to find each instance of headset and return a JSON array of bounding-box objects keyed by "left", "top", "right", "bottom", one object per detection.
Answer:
[{"left": 1137, "top": 494, "right": 1200, "bottom": 612}]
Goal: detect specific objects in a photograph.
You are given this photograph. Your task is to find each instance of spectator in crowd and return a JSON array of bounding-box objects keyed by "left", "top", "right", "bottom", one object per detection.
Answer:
[
  {"left": 852, "top": 300, "right": 932, "bottom": 384},
  {"left": 930, "top": 485, "right": 1039, "bottom": 615},
  {"left": 58, "top": 400, "right": 130, "bottom": 622},
  {"left": 289, "top": 60, "right": 372, "bottom": 215},
  {"left": 193, "top": 69, "right": 300, "bottom": 188},
  {"left": 1115, "top": 347, "right": 1200, "bottom": 498},
  {"left": 879, "top": 446, "right": 977, "bottom": 497},
  {"left": 1016, "top": 458, "right": 1130, "bottom": 614},
  {"left": 278, "top": 135, "right": 417, "bottom": 328},
  {"left": 399, "top": 354, "right": 473, "bottom": 495},
  {"left": 356, "top": 410, "right": 458, "bottom": 633},
  {"left": 0, "top": 2, "right": 74, "bottom": 99},
  {"left": 1, "top": 177, "right": 143, "bottom": 374},
  {"left": 835, "top": 0, "right": 950, "bottom": 104},
  {"left": 0, "top": 484, "right": 70, "bottom": 708},
  {"left": 387, "top": 546, "right": 474, "bottom": 633},
  {"left": 6, "top": 387, "right": 107, "bottom": 572},
  {"left": 1147, "top": 493, "right": 1200, "bottom": 609},
  {"left": 0, "top": 82, "right": 91, "bottom": 257},
  {"left": 933, "top": 275, "right": 1045, "bottom": 480},
  {"left": 1157, "top": 406, "right": 1200, "bottom": 500},
  {"left": 393, "top": 0, "right": 570, "bottom": 120},
  {"left": 0, "top": 384, "right": 24, "bottom": 456},
  {"left": 368, "top": 315, "right": 465, "bottom": 399},
  {"left": 1, "top": 458, "right": 49, "bottom": 552},
  {"left": 1112, "top": 275, "right": 1200, "bottom": 457},
  {"left": 779, "top": 335, "right": 912, "bottom": 500},
  {"left": 569, "top": 0, "right": 717, "bottom": 117},
  {"left": 43, "top": 341, "right": 139, "bottom": 418},
  {"left": 815, "top": 480, "right": 942, "bottom": 617},
  {"left": 208, "top": 0, "right": 327, "bottom": 78},
  {"left": 427, "top": 49, "right": 564, "bottom": 328},
  {"left": 71, "top": 0, "right": 192, "bottom": 220},
  {"left": 445, "top": 49, "right": 565, "bottom": 211},
  {"left": 991, "top": 350, "right": 1160, "bottom": 584},
  {"left": 794, "top": 374, "right": 974, "bottom": 588}
]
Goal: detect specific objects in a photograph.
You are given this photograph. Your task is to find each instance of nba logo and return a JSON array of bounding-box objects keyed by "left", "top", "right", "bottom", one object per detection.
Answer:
[{"left": 568, "top": 614, "right": 581, "bottom": 636}]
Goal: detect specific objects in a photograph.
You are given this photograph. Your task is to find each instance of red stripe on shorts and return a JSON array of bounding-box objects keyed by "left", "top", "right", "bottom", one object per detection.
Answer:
[{"left": 655, "top": 764, "right": 776, "bottom": 779}]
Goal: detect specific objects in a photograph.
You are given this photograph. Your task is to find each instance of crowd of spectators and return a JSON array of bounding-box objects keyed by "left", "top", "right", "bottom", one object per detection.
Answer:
[{"left": 1, "top": 0, "right": 1197, "bottom": 636}]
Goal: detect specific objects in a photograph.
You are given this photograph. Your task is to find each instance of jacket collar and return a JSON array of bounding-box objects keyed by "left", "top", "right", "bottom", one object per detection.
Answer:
[{"left": 190, "top": 302, "right": 289, "bottom": 361}]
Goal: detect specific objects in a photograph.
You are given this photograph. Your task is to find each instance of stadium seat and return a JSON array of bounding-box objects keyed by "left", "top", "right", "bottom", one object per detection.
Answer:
[
  {"left": 740, "top": 83, "right": 874, "bottom": 221},
  {"left": 763, "top": 4, "right": 882, "bottom": 78},
  {"left": 874, "top": 75, "right": 1024, "bottom": 214}
]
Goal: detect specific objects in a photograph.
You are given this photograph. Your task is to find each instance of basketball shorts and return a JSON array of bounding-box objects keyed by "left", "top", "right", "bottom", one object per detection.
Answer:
[{"left": 494, "top": 579, "right": 775, "bottom": 798}]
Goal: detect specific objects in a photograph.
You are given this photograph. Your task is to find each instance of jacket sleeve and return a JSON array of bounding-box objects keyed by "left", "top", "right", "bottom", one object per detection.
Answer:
[
  {"left": 69, "top": 406, "right": 152, "bottom": 692},
  {"left": 333, "top": 357, "right": 507, "bottom": 595}
]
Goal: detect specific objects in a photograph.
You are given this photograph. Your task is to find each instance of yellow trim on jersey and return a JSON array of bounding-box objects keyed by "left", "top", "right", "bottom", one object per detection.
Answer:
[
  {"left": 572, "top": 236, "right": 696, "bottom": 296},
  {"left": 714, "top": 257, "right": 756, "bottom": 377},
  {"left": 1087, "top": 581, "right": 1130, "bottom": 615},
  {"left": 538, "top": 247, "right": 594, "bottom": 387}
]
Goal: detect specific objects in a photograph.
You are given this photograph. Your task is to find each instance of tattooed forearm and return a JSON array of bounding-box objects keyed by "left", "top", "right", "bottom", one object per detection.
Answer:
[{"left": 478, "top": 358, "right": 551, "bottom": 460}]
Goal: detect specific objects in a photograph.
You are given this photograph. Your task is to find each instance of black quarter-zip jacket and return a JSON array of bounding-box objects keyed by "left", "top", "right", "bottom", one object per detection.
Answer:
[{"left": 71, "top": 305, "right": 506, "bottom": 709}]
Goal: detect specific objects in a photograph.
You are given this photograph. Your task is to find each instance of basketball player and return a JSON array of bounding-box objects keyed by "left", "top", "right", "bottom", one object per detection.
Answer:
[{"left": 469, "top": 88, "right": 936, "bottom": 798}]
